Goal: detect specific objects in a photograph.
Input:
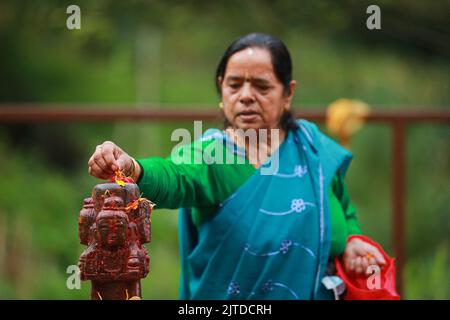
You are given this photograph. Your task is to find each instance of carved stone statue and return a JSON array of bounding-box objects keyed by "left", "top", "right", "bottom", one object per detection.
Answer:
[{"left": 78, "top": 182, "right": 153, "bottom": 300}]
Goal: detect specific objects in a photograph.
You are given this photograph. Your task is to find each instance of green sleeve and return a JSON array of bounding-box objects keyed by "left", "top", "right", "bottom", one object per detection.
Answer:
[
  {"left": 136, "top": 140, "right": 222, "bottom": 209},
  {"left": 331, "top": 173, "right": 362, "bottom": 236},
  {"left": 135, "top": 138, "right": 255, "bottom": 211}
]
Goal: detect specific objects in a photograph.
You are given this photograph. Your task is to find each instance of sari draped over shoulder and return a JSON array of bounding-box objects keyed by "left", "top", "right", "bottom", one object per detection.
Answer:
[{"left": 178, "top": 119, "right": 352, "bottom": 300}]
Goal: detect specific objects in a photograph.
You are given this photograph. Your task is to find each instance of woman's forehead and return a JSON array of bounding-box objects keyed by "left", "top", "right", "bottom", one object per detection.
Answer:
[{"left": 225, "top": 47, "right": 275, "bottom": 77}]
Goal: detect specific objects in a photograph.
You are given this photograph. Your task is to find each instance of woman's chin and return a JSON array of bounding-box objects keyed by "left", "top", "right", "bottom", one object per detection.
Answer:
[{"left": 234, "top": 120, "right": 264, "bottom": 131}]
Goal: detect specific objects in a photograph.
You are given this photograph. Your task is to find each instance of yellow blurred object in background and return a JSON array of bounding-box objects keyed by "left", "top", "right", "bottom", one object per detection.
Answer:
[{"left": 326, "top": 98, "right": 370, "bottom": 148}]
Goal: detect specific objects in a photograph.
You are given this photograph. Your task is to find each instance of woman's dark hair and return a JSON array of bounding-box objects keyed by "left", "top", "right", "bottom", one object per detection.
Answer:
[{"left": 216, "top": 33, "right": 298, "bottom": 131}]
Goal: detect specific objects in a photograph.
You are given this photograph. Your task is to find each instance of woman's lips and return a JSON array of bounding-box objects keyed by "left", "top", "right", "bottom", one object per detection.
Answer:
[{"left": 238, "top": 112, "right": 260, "bottom": 122}]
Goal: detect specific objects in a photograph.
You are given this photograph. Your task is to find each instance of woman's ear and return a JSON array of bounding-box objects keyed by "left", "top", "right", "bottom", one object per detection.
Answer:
[{"left": 284, "top": 80, "right": 297, "bottom": 111}]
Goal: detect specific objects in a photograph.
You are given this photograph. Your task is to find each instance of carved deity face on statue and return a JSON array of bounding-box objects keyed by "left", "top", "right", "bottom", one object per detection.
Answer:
[
  {"left": 96, "top": 197, "right": 128, "bottom": 248},
  {"left": 78, "top": 197, "right": 95, "bottom": 245},
  {"left": 136, "top": 200, "right": 152, "bottom": 244}
]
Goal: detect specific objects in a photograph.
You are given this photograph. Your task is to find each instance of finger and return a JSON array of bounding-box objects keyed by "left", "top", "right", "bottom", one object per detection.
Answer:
[
  {"left": 101, "top": 142, "right": 119, "bottom": 171},
  {"left": 92, "top": 154, "right": 115, "bottom": 177},
  {"left": 368, "top": 246, "right": 386, "bottom": 265},
  {"left": 362, "top": 257, "right": 369, "bottom": 274},
  {"left": 353, "top": 242, "right": 371, "bottom": 256},
  {"left": 89, "top": 163, "right": 110, "bottom": 180},
  {"left": 89, "top": 162, "right": 111, "bottom": 180},
  {"left": 116, "top": 155, "right": 130, "bottom": 172},
  {"left": 355, "top": 257, "right": 363, "bottom": 273},
  {"left": 354, "top": 241, "right": 387, "bottom": 266},
  {"left": 93, "top": 149, "right": 110, "bottom": 172},
  {"left": 349, "top": 258, "right": 356, "bottom": 272},
  {"left": 88, "top": 161, "right": 114, "bottom": 180},
  {"left": 368, "top": 257, "right": 377, "bottom": 267},
  {"left": 88, "top": 154, "right": 95, "bottom": 167}
]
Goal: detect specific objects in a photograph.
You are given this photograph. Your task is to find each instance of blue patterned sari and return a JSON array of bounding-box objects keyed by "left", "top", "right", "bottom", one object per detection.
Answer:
[{"left": 179, "top": 120, "right": 352, "bottom": 299}]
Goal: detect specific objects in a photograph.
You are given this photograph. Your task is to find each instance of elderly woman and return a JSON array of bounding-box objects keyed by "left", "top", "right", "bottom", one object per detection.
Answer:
[{"left": 88, "top": 33, "right": 386, "bottom": 300}]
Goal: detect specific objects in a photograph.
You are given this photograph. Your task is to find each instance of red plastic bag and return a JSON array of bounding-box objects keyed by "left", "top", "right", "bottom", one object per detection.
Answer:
[{"left": 334, "top": 235, "right": 401, "bottom": 300}]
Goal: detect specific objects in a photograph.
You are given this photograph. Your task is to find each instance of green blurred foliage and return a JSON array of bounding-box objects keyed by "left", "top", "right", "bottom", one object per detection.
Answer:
[{"left": 0, "top": 0, "right": 448, "bottom": 299}]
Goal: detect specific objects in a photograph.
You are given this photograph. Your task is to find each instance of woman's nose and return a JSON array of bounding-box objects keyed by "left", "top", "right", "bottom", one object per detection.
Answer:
[{"left": 239, "top": 83, "right": 255, "bottom": 105}]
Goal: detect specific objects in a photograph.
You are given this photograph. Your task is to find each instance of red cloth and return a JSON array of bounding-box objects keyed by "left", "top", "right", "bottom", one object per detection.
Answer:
[{"left": 334, "top": 235, "right": 401, "bottom": 300}]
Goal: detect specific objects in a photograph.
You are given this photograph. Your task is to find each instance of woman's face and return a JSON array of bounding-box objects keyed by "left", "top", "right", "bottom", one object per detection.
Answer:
[{"left": 220, "top": 47, "right": 296, "bottom": 131}]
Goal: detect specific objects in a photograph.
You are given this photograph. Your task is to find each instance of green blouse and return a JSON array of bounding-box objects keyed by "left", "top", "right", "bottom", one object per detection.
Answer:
[{"left": 137, "top": 137, "right": 362, "bottom": 258}]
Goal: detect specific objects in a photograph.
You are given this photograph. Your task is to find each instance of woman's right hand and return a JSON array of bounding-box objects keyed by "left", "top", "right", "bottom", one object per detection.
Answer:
[{"left": 88, "top": 141, "right": 137, "bottom": 180}]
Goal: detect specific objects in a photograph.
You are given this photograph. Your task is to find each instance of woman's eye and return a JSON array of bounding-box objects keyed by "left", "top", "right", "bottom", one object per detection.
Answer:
[{"left": 229, "top": 83, "right": 241, "bottom": 89}]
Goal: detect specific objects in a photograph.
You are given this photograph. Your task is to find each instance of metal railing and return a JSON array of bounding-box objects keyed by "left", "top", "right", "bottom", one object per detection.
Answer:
[{"left": 1, "top": 105, "right": 450, "bottom": 296}]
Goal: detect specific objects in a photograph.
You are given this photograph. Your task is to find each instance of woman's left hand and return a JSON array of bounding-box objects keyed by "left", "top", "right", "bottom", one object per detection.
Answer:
[{"left": 342, "top": 237, "right": 386, "bottom": 275}]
